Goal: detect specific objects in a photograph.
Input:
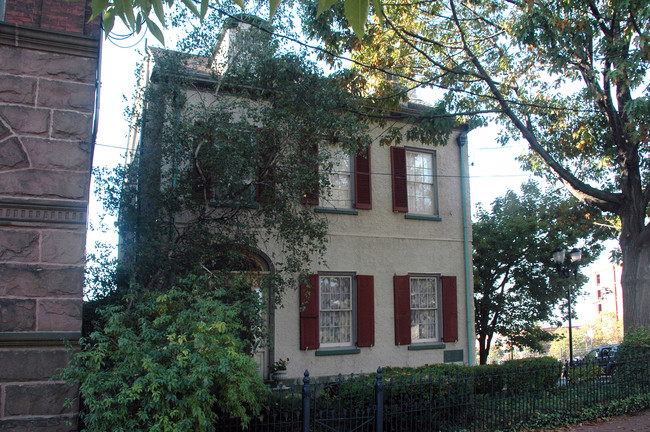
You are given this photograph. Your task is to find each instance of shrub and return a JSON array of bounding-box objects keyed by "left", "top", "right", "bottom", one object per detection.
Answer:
[
  {"left": 501, "top": 357, "right": 561, "bottom": 393},
  {"left": 59, "top": 275, "right": 267, "bottom": 432},
  {"left": 565, "top": 363, "right": 603, "bottom": 384},
  {"left": 473, "top": 364, "right": 505, "bottom": 394},
  {"left": 613, "top": 327, "right": 650, "bottom": 385}
]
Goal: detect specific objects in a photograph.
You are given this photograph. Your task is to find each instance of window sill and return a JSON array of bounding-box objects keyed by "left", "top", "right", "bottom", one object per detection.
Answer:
[
  {"left": 408, "top": 342, "right": 446, "bottom": 351},
  {"left": 315, "top": 208, "right": 358, "bottom": 215},
  {"left": 404, "top": 214, "right": 442, "bottom": 221},
  {"left": 315, "top": 347, "right": 361, "bottom": 356},
  {"left": 208, "top": 201, "right": 259, "bottom": 209}
]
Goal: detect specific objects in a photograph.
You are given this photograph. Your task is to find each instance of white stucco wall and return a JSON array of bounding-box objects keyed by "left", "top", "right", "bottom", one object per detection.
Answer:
[{"left": 270, "top": 129, "right": 475, "bottom": 379}]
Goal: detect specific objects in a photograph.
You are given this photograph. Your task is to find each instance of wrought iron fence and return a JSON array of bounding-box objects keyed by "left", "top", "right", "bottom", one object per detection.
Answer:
[{"left": 219, "top": 354, "right": 649, "bottom": 432}]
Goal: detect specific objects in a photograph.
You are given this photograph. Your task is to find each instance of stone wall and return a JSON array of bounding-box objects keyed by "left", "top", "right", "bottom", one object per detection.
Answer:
[{"left": 0, "top": 1, "right": 100, "bottom": 429}]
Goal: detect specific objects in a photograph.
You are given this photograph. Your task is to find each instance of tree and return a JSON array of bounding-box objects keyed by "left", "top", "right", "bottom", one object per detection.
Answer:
[
  {"left": 85, "top": 0, "right": 378, "bottom": 44},
  {"left": 304, "top": 0, "right": 650, "bottom": 331},
  {"left": 65, "top": 20, "right": 374, "bottom": 429},
  {"left": 473, "top": 181, "right": 606, "bottom": 364}
]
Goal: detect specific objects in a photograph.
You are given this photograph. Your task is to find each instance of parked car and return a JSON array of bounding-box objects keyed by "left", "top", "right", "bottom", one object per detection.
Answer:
[{"left": 582, "top": 344, "right": 619, "bottom": 374}]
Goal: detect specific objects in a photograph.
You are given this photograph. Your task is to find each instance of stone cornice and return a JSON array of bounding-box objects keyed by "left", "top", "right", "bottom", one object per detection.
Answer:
[
  {"left": 0, "top": 22, "right": 100, "bottom": 58},
  {"left": 0, "top": 198, "right": 87, "bottom": 226},
  {"left": 0, "top": 332, "right": 81, "bottom": 347}
]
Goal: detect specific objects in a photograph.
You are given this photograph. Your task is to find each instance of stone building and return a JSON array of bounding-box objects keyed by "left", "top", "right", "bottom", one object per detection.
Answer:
[{"left": 0, "top": 0, "right": 100, "bottom": 429}]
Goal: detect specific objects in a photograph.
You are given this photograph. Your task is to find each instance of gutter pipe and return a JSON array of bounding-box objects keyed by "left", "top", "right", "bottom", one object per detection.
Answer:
[{"left": 457, "top": 128, "right": 474, "bottom": 366}]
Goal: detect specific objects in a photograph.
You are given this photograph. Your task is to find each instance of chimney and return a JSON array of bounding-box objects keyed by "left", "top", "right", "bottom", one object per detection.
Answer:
[{"left": 210, "top": 14, "right": 273, "bottom": 76}]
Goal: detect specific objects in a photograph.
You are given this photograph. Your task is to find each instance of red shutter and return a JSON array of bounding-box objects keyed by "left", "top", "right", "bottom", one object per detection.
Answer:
[
  {"left": 441, "top": 276, "right": 458, "bottom": 342},
  {"left": 354, "top": 147, "right": 372, "bottom": 210},
  {"left": 300, "top": 274, "right": 320, "bottom": 350},
  {"left": 302, "top": 143, "right": 319, "bottom": 205},
  {"left": 256, "top": 166, "right": 266, "bottom": 202},
  {"left": 393, "top": 275, "right": 411, "bottom": 345},
  {"left": 390, "top": 147, "right": 408, "bottom": 212},
  {"left": 356, "top": 275, "right": 375, "bottom": 347}
]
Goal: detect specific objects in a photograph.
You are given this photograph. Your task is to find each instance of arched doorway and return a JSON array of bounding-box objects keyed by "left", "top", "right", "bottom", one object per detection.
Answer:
[{"left": 209, "top": 248, "right": 275, "bottom": 380}]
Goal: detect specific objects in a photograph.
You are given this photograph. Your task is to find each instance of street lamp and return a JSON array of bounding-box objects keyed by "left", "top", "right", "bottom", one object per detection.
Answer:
[{"left": 552, "top": 247, "right": 582, "bottom": 365}]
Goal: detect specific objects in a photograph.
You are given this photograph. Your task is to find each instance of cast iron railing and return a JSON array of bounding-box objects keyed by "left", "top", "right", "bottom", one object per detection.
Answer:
[{"left": 218, "top": 354, "right": 649, "bottom": 432}]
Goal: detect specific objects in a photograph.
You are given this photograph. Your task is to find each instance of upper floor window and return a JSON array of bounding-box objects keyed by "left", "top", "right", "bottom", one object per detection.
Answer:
[
  {"left": 309, "top": 145, "right": 372, "bottom": 211},
  {"left": 406, "top": 150, "right": 435, "bottom": 215},
  {"left": 391, "top": 147, "right": 439, "bottom": 217},
  {"left": 320, "top": 148, "right": 353, "bottom": 210}
]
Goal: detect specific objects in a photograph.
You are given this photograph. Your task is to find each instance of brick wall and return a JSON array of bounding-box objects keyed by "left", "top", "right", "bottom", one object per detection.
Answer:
[
  {"left": 4, "top": 0, "right": 99, "bottom": 38},
  {"left": 0, "top": 1, "right": 100, "bottom": 429}
]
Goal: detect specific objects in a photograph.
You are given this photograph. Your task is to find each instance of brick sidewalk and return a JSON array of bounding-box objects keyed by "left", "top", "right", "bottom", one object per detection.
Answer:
[{"left": 547, "top": 409, "right": 650, "bottom": 432}]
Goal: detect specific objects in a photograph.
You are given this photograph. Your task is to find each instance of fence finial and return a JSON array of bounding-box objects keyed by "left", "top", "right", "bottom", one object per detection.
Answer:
[{"left": 302, "top": 370, "right": 311, "bottom": 432}]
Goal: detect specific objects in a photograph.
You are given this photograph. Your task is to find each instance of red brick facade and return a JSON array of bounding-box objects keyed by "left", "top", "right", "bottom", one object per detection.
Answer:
[
  {"left": 3, "top": 0, "right": 99, "bottom": 37},
  {"left": 0, "top": 0, "right": 100, "bottom": 429}
]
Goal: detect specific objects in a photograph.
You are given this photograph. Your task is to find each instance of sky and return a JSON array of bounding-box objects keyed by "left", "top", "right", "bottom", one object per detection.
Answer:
[{"left": 89, "top": 22, "right": 615, "bottom": 327}]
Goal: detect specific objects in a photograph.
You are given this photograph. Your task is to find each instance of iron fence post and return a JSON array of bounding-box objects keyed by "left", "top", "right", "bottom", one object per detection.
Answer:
[
  {"left": 303, "top": 370, "right": 311, "bottom": 432},
  {"left": 375, "top": 367, "right": 383, "bottom": 432}
]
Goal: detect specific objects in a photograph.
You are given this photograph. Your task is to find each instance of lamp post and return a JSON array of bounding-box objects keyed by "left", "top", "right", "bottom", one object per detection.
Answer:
[{"left": 552, "top": 247, "right": 582, "bottom": 366}]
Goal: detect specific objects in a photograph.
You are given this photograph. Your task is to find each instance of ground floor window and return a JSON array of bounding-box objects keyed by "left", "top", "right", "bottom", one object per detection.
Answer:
[{"left": 319, "top": 274, "right": 353, "bottom": 346}]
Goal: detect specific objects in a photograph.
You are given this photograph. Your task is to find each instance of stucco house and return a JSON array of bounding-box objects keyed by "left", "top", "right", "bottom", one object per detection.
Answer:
[{"left": 126, "top": 16, "right": 475, "bottom": 381}]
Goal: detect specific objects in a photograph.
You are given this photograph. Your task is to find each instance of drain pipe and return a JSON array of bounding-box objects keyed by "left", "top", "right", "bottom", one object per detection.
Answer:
[{"left": 457, "top": 127, "right": 474, "bottom": 366}]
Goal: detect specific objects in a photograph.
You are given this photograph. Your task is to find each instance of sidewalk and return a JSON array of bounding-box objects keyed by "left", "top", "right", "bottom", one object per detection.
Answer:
[{"left": 548, "top": 409, "right": 650, "bottom": 431}]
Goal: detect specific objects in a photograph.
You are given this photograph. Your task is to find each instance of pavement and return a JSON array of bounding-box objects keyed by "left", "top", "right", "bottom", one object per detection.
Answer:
[{"left": 538, "top": 409, "right": 650, "bottom": 431}]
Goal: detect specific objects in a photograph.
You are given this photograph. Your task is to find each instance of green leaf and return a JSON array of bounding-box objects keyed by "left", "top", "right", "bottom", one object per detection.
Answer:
[
  {"left": 122, "top": 0, "right": 137, "bottom": 29},
  {"left": 145, "top": 16, "right": 165, "bottom": 45},
  {"left": 181, "top": 0, "right": 200, "bottom": 18},
  {"left": 317, "top": 0, "right": 340, "bottom": 17},
  {"left": 232, "top": 0, "right": 245, "bottom": 9},
  {"left": 89, "top": 0, "right": 110, "bottom": 20},
  {"left": 269, "top": 0, "right": 281, "bottom": 19},
  {"left": 344, "top": 0, "right": 369, "bottom": 39},
  {"left": 200, "top": 0, "right": 209, "bottom": 21},
  {"left": 372, "top": 0, "right": 383, "bottom": 23},
  {"left": 103, "top": 11, "right": 115, "bottom": 35},
  {"left": 135, "top": 12, "right": 143, "bottom": 33},
  {"left": 152, "top": 0, "right": 166, "bottom": 27}
]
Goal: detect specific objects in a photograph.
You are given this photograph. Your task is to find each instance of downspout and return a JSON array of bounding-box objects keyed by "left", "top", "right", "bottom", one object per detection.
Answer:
[
  {"left": 89, "top": 20, "right": 103, "bottom": 173},
  {"left": 457, "top": 128, "right": 474, "bottom": 366}
]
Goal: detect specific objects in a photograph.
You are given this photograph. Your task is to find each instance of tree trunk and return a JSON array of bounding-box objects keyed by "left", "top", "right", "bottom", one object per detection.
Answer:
[
  {"left": 478, "top": 332, "right": 492, "bottom": 365},
  {"left": 620, "top": 233, "right": 650, "bottom": 331}
]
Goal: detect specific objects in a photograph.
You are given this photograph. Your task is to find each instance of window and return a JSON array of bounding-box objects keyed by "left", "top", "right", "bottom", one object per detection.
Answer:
[
  {"left": 319, "top": 275, "right": 353, "bottom": 346},
  {"left": 406, "top": 151, "right": 435, "bottom": 215},
  {"left": 410, "top": 276, "right": 439, "bottom": 341},
  {"left": 308, "top": 145, "right": 372, "bottom": 210},
  {"left": 391, "top": 147, "right": 438, "bottom": 216},
  {"left": 300, "top": 273, "right": 375, "bottom": 351},
  {"left": 394, "top": 275, "right": 458, "bottom": 346},
  {"left": 320, "top": 149, "right": 353, "bottom": 210}
]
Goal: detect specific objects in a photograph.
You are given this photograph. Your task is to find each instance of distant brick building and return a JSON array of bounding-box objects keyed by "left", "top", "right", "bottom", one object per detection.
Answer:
[
  {"left": 591, "top": 264, "right": 624, "bottom": 322},
  {"left": 0, "top": 0, "right": 100, "bottom": 429}
]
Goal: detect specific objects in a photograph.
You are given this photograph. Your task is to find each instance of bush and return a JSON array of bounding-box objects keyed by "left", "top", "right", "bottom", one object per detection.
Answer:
[
  {"left": 501, "top": 357, "right": 561, "bottom": 393},
  {"left": 59, "top": 275, "right": 267, "bottom": 432},
  {"left": 473, "top": 364, "right": 505, "bottom": 394},
  {"left": 613, "top": 327, "right": 650, "bottom": 385},
  {"left": 565, "top": 363, "right": 603, "bottom": 384}
]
